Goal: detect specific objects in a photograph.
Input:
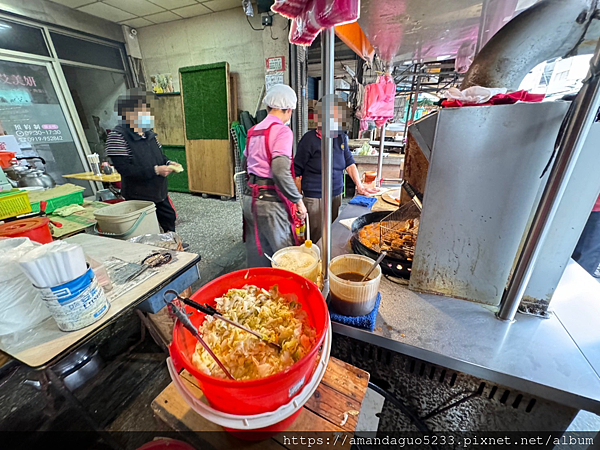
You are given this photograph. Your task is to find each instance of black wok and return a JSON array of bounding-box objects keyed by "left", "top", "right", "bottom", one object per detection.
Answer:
[{"left": 350, "top": 211, "right": 413, "bottom": 279}]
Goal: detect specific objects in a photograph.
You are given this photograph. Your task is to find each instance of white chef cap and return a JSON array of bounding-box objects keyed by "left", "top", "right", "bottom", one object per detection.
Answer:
[{"left": 263, "top": 84, "right": 297, "bottom": 110}]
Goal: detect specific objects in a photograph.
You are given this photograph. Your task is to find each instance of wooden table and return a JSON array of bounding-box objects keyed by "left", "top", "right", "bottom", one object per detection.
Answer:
[
  {"left": 152, "top": 357, "right": 370, "bottom": 449},
  {"left": 63, "top": 171, "right": 121, "bottom": 183}
]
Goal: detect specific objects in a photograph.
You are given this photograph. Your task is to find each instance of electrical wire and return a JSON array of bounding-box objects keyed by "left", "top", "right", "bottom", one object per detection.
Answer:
[
  {"left": 246, "top": 15, "right": 264, "bottom": 31},
  {"left": 367, "top": 382, "right": 438, "bottom": 446},
  {"left": 421, "top": 390, "right": 479, "bottom": 420}
]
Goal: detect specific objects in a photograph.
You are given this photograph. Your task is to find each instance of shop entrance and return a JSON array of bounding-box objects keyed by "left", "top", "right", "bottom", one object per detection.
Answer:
[{"left": 0, "top": 58, "right": 92, "bottom": 194}]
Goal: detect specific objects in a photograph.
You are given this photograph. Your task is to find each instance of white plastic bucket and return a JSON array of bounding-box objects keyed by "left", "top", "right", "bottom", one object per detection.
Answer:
[
  {"left": 167, "top": 324, "right": 331, "bottom": 430},
  {"left": 37, "top": 268, "right": 110, "bottom": 332},
  {"left": 94, "top": 200, "right": 160, "bottom": 240}
]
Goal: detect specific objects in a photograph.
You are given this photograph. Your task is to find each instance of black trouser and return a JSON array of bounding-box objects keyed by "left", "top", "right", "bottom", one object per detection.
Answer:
[
  {"left": 155, "top": 197, "right": 177, "bottom": 232},
  {"left": 573, "top": 211, "right": 600, "bottom": 277}
]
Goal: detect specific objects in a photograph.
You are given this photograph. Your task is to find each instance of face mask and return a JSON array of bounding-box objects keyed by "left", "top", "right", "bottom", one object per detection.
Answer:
[
  {"left": 328, "top": 117, "right": 342, "bottom": 133},
  {"left": 136, "top": 113, "right": 154, "bottom": 131}
]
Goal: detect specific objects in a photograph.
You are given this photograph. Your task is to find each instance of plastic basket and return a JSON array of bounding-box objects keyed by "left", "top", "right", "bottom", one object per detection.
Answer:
[
  {"left": 0, "top": 190, "right": 32, "bottom": 220},
  {"left": 30, "top": 190, "right": 84, "bottom": 214}
]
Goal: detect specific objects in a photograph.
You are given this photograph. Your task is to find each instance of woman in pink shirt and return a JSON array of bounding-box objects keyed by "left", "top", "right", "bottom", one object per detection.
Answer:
[{"left": 242, "top": 85, "right": 307, "bottom": 267}]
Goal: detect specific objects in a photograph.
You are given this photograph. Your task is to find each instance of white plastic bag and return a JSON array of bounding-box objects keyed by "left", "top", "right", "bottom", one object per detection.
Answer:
[
  {"left": 0, "top": 237, "right": 51, "bottom": 336},
  {"left": 444, "top": 86, "right": 508, "bottom": 104}
]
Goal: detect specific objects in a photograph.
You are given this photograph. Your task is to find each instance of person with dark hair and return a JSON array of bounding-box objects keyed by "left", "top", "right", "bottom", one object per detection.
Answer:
[
  {"left": 242, "top": 84, "right": 307, "bottom": 267},
  {"left": 106, "top": 88, "right": 182, "bottom": 232}
]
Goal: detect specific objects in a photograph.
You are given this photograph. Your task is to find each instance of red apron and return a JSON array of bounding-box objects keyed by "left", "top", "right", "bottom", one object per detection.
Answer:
[{"left": 244, "top": 122, "right": 299, "bottom": 255}]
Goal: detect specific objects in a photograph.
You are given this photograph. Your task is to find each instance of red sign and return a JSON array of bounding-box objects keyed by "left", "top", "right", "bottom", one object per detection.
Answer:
[{"left": 266, "top": 56, "right": 285, "bottom": 72}]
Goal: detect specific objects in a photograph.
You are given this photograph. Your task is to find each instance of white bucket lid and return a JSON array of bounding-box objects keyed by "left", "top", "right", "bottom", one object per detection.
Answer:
[{"left": 167, "top": 323, "right": 332, "bottom": 430}]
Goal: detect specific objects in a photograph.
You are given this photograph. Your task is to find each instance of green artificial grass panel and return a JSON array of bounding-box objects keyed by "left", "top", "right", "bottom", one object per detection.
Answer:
[
  {"left": 179, "top": 63, "right": 229, "bottom": 140},
  {"left": 163, "top": 145, "right": 189, "bottom": 193}
]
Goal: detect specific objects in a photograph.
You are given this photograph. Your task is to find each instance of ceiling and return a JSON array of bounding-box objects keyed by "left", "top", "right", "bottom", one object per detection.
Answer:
[
  {"left": 48, "top": 0, "right": 243, "bottom": 28},
  {"left": 358, "top": 0, "right": 541, "bottom": 64}
]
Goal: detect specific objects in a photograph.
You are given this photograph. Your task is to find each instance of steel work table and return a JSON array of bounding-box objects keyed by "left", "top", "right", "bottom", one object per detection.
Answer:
[{"left": 330, "top": 203, "right": 600, "bottom": 415}]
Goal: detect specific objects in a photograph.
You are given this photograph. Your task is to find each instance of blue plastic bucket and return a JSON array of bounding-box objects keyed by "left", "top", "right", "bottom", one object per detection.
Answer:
[{"left": 37, "top": 268, "right": 110, "bottom": 332}]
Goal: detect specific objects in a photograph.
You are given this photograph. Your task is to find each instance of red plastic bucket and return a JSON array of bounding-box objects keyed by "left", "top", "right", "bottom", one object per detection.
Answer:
[
  {"left": 0, "top": 217, "right": 52, "bottom": 243},
  {"left": 169, "top": 268, "right": 328, "bottom": 429},
  {"left": 136, "top": 438, "right": 196, "bottom": 450},
  {"left": 0, "top": 151, "right": 15, "bottom": 169}
]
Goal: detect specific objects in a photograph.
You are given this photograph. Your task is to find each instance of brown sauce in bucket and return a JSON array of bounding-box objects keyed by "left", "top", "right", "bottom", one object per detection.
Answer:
[
  {"left": 336, "top": 272, "right": 371, "bottom": 282},
  {"left": 330, "top": 292, "right": 377, "bottom": 316},
  {"left": 330, "top": 272, "right": 376, "bottom": 316}
]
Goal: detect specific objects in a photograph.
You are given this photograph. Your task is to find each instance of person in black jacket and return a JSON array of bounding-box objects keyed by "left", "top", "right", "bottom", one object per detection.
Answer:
[{"left": 106, "top": 89, "right": 181, "bottom": 232}]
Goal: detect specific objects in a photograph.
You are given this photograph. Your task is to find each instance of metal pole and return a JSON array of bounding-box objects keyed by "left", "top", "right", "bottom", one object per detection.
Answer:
[
  {"left": 402, "top": 64, "right": 418, "bottom": 142},
  {"left": 376, "top": 122, "right": 387, "bottom": 187},
  {"left": 321, "top": 27, "right": 335, "bottom": 296},
  {"left": 410, "top": 65, "right": 422, "bottom": 123},
  {"left": 497, "top": 38, "right": 600, "bottom": 322}
]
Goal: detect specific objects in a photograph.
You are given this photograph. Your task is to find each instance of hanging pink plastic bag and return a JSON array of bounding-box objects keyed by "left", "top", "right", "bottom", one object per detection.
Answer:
[
  {"left": 314, "top": 0, "right": 360, "bottom": 28},
  {"left": 289, "top": 0, "right": 321, "bottom": 46},
  {"left": 288, "top": 0, "right": 360, "bottom": 46},
  {"left": 272, "top": 0, "right": 308, "bottom": 19},
  {"left": 360, "top": 74, "right": 395, "bottom": 129}
]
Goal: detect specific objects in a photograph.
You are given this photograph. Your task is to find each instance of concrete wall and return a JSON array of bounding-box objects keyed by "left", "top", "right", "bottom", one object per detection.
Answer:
[
  {"left": 137, "top": 9, "right": 289, "bottom": 113},
  {"left": 0, "top": 0, "right": 123, "bottom": 42}
]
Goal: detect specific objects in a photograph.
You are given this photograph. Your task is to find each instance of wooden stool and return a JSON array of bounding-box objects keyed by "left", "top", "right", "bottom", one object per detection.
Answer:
[{"left": 152, "top": 357, "right": 370, "bottom": 449}]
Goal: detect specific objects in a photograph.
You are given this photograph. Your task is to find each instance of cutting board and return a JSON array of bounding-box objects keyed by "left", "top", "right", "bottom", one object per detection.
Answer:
[{"left": 382, "top": 188, "right": 401, "bottom": 206}]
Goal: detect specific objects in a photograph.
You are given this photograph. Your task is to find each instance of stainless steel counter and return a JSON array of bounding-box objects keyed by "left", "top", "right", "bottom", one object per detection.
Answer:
[{"left": 330, "top": 203, "right": 600, "bottom": 414}]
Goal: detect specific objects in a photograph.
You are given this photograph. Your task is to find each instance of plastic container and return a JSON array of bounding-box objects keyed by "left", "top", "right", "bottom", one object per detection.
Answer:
[
  {"left": 0, "top": 151, "right": 16, "bottom": 169},
  {"left": 0, "top": 217, "right": 52, "bottom": 244},
  {"left": 169, "top": 268, "right": 329, "bottom": 436},
  {"left": 329, "top": 254, "right": 382, "bottom": 316},
  {"left": 94, "top": 200, "right": 160, "bottom": 239},
  {"left": 30, "top": 189, "right": 84, "bottom": 214},
  {"left": 0, "top": 190, "right": 32, "bottom": 220},
  {"left": 36, "top": 267, "right": 110, "bottom": 332},
  {"left": 168, "top": 326, "right": 331, "bottom": 440},
  {"left": 87, "top": 256, "right": 113, "bottom": 293},
  {"left": 271, "top": 245, "right": 320, "bottom": 283}
]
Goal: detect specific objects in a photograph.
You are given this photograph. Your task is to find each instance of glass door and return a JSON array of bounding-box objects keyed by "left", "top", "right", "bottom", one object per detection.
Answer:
[{"left": 0, "top": 57, "right": 92, "bottom": 194}]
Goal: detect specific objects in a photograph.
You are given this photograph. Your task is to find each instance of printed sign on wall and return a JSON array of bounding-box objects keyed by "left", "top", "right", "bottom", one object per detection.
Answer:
[
  {"left": 266, "top": 56, "right": 285, "bottom": 73},
  {"left": 265, "top": 73, "right": 285, "bottom": 91}
]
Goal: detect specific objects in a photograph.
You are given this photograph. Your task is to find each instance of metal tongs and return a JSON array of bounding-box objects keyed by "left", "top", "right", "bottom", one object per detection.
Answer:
[
  {"left": 165, "top": 295, "right": 235, "bottom": 380},
  {"left": 164, "top": 289, "right": 281, "bottom": 349}
]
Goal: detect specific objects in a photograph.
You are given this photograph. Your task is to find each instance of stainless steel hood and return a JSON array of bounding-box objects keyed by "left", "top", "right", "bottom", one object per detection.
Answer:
[
  {"left": 407, "top": 101, "right": 570, "bottom": 305},
  {"left": 358, "top": 0, "right": 536, "bottom": 64}
]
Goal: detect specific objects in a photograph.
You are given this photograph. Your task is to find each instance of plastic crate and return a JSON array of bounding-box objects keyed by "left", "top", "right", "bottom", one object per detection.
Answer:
[
  {"left": 0, "top": 190, "right": 32, "bottom": 220},
  {"left": 30, "top": 190, "right": 84, "bottom": 214}
]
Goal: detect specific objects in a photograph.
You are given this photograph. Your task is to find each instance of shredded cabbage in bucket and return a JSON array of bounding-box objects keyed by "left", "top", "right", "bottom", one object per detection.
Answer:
[{"left": 191, "top": 285, "right": 317, "bottom": 380}]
